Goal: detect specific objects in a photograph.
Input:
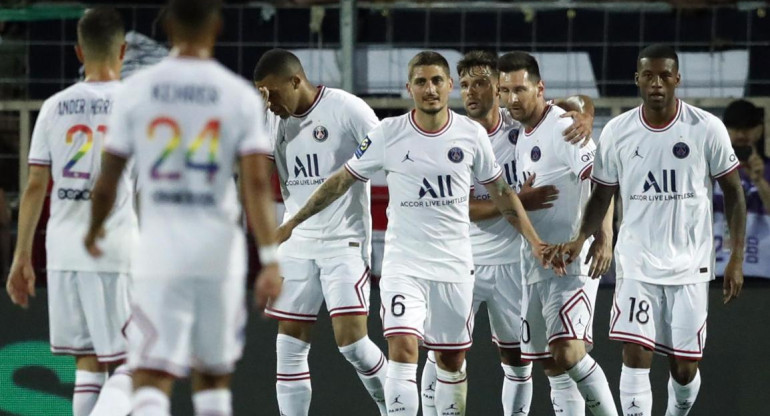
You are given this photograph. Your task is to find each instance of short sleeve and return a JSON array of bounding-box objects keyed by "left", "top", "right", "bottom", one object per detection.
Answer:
[
  {"left": 707, "top": 117, "right": 739, "bottom": 179},
  {"left": 238, "top": 88, "right": 272, "bottom": 156},
  {"left": 263, "top": 112, "right": 281, "bottom": 160},
  {"left": 28, "top": 100, "right": 52, "bottom": 165},
  {"left": 472, "top": 126, "right": 503, "bottom": 184},
  {"left": 345, "top": 126, "right": 385, "bottom": 181},
  {"left": 556, "top": 127, "right": 597, "bottom": 180},
  {"left": 104, "top": 84, "right": 135, "bottom": 158},
  {"left": 591, "top": 124, "right": 619, "bottom": 186},
  {"left": 345, "top": 96, "right": 380, "bottom": 144}
]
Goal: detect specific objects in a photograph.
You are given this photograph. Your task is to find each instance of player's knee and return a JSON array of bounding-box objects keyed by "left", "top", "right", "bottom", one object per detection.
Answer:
[
  {"left": 550, "top": 340, "right": 585, "bottom": 370},
  {"left": 75, "top": 355, "right": 106, "bottom": 372},
  {"left": 331, "top": 314, "right": 368, "bottom": 347},
  {"left": 192, "top": 371, "right": 231, "bottom": 392},
  {"left": 669, "top": 359, "right": 698, "bottom": 385},
  {"left": 498, "top": 347, "right": 525, "bottom": 366},
  {"left": 278, "top": 320, "right": 314, "bottom": 343},
  {"left": 133, "top": 369, "right": 175, "bottom": 394},
  {"left": 387, "top": 336, "right": 419, "bottom": 363},
  {"left": 622, "top": 342, "right": 654, "bottom": 368},
  {"left": 434, "top": 350, "right": 465, "bottom": 372}
]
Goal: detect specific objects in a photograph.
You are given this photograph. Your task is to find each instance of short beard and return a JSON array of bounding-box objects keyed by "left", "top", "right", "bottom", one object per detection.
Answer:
[{"left": 418, "top": 104, "right": 444, "bottom": 115}]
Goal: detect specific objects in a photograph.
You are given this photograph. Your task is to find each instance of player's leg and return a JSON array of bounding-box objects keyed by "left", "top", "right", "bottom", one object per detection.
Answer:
[
  {"left": 663, "top": 282, "right": 708, "bottom": 416},
  {"left": 132, "top": 370, "right": 175, "bottom": 416},
  {"left": 77, "top": 271, "right": 133, "bottom": 416},
  {"left": 266, "top": 257, "right": 324, "bottom": 416},
  {"left": 542, "top": 359, "right": 585, "bottom": 416},
  {"left": 47, "top": 271, "right": 106, "bottom": 416},
  {"left": 546, "top": 277, "right": 616, "bottom": 416},
  {"left": 488, "top": 263, "right": 533, "bottom": 415},
  {"left": 425, "top": 280, "right": 474, "bottom": 416},
  {"left": 381, "top": 275, "right": 426, "bottom": 416},
  {"left": 191, "top": 372, "right": 233, "bottom": 416},
  {"left": 420, "top": 350, "right": 438, "bottom": 416},
  {"left": 610, "top": 279, "right": 662, "bottom": 416},
  {"left": 321, "top": 256, "right": 387, "bottom": 414}
]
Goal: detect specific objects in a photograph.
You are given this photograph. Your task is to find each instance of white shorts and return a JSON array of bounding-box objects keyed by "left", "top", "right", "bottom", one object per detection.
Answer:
[
  {"left": 266, "top": 254, "right": 370, "bottom": 321},
  {"left": 521, "top": 276, "right": 599, "bottom": 360},
  {"left": 48, "top": 271, "right": 130, "bottom": 363},
  {"left": 609, "top": 278, "right": 709, "bottom": 360},
  {"left": 125, "top": 278, "right": 247, "bottom": 377},
  {"left": 380, "top": 275, "right": 474, "bottom": 351},
  {"left": 472, "top": 263, "right": 523, "bottom": 348}
]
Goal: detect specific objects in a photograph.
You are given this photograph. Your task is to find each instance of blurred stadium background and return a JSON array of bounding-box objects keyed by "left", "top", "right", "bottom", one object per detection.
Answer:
[{"left": 1, "top": 1, "right": 769, "bottom": 415}]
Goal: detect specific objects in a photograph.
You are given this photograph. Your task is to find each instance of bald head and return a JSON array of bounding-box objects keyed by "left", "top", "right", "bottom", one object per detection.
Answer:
[
  {"left": 77, "top": 7, "right": 125, "bottom": 62},
  {"left": 253, "top": 49, "right": 305, "bottom": 83}
]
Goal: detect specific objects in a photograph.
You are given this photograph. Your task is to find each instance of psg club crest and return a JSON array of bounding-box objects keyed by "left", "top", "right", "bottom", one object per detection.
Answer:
[
  {"left": 672, "top": 142, "right": 690, "bottom": 159},
  {"left": 448, "top": 147, "right": 464, "bottom": 163},
  {"left": 313, "top": 125, "right": 329, "bottom": 142},
  {"left": 508, "top": 129, "right": 520, "bottom": 145},
  {"left": 531, "top": 146, "right": 542, "bottom": 162}
]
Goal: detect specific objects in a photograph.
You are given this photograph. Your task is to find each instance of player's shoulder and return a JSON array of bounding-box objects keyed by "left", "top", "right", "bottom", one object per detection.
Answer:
[
  {"left": 545, "top": 104, "right": 571, "bottom": 130},
  {"left": 678, "top": 100, "right": 721, "bottom": 129},
  {"left": 604, "top": 106, "right": 639, "bottom": 134},
  {"left": 452, "top": 111, "right": 487, "bottom": 136},
  {"left": 322, "top": 87, "right": 370, "bottom": 108}
]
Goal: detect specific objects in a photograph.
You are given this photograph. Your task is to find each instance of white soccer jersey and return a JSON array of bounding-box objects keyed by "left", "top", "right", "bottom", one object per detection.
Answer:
[
  {"left": 105, "top": 57, "right": 271, "bottom": 280},
  {"left": 470, "top": 107, "right": 523, "bottom": 265},
  {"left": 28, "top": 81, "right": 137, "bottom": 273},
  {"left": 514, "top": 104, "right": 596, "bottom": 284},
  {"left": 593, "top": 99, "right": 738, "bottom": 285},
  {"left": 345, "top": 109, "right": 502, "bottom": 283},
  {"left": 271, "top": 86, "right": 377, "bottom": 260}
]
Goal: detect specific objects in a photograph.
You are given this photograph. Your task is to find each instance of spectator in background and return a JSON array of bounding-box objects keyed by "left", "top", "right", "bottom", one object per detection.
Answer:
[{"left": 714, "top": 99, "right": 770, "bottom": 279}]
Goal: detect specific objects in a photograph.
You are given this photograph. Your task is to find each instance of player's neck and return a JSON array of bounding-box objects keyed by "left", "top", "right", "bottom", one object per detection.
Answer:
[
  {"left": 642, "top": 99, "right": 679, "bottom": 127},
  {"left": 293, "top": 82, "right": 320, "bottom": 116},
  {"left": 523, "top": 99, "right": 548, "bottom": 131},
  {"left": 83, "top": 62, "right": 121, "bottom": 82},
  {"left": 473, "top": 106, "right": 501, "bottom": 134},
  {"left": 169, "top": 43, "right": 213, "bottom": 60},
  {"left": 413, "top": 107, "right": 449, "bottom": 133}
]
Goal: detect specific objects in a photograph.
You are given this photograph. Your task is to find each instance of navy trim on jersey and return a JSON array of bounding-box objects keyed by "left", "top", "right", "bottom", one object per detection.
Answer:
[
  {"left": 28, "top": 158, "right": 51, "bottom": 166},
  {"left": 591, "top": 176, "right": 619, "bottom": 187},
  {"left": 408, "top": 109, "right": 453, "bottom": 137},
  {"left": 638, "top": 99, "right": 681, "bottom": 132},
  {"left": 344, "top": 163, "right": 369, "bottom": 182},
  {"left": 292, "top": 85, "right": 326, "bottom": 118}
]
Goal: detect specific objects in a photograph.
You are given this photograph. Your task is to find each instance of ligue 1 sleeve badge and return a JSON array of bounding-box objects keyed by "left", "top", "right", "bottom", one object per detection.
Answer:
[
  {"left": 531, "top": 146, "right": 542, "bottom": 162},
  {"left": 673, "top": 142, "right": 690, "bottom": 159},
  {"left": 313, "top": 125, "right": 329, "bottom": 142},
  {"left": 448, "top": 147, "right": 464, "bottom": 163}
]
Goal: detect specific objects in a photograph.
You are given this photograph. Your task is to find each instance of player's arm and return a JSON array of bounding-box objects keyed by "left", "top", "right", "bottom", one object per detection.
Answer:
[
  {"left": 469, "top": 173, "right": 559, "bottom": 221},
  {"left": 482, "top": 176, "right": 547, "bottom": 265},
  {"left": 717, "top": 169, "right": 747, "bottom": 304},
  {"left": 554, "top": 95, "right": 595, "bottom": 146},
  {"left": 584, "top": 193, "right": 615, "bottom": 279},
  {"left": 277, "top": 167, "right": 357, "bottom": 243},
  {"left": 85, "top": 152, "right": 128, "bottom": 257},
  {"left": 556, "top": 183, "right": 617, "bottom": 267},
  {"left": 6, "top": 165, "right": 49, "bottom": 307}
]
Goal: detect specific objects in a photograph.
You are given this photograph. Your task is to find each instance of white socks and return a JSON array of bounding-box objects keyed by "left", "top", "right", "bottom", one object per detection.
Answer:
[
  {"left": 620, "top": 365, "right": 652, "bottom": 416},
  {"left": 435, "top": 360, "right": 468, "bottom": 416},
  {"left": 421, "top": 351, "right": 438, "bottom": 416},
  {"left": 193, "top": 389, "right": 232, "bottom": 416},
  {"left": 132, "top": 387, "right": 170, "bottom": 416},
  {"left": 665, "top": 370, "right": 701, "bottom": 416},
  {"left": 89, "top": 365, "right": 132, "bottom": 416},
  {"left": 73, "top": 370, "right": 106, "bottom": 416},
  {"left": 502, "top": 363, "right": 533, "bottom": 416},
  {"left": 339, "top": 337, "right": 388, "bottom": 415},
  {"left": 567, "top": 355, "right": 618, "bottom": 416},
  {"left": 549, "top": 373, "right": 586, "bottom": 416},
  {"left": 385, "top": 362, "right": 419, "bottom": 416},
  {"left": 276, "top": 334, "right": 312, "bottom": 416}
]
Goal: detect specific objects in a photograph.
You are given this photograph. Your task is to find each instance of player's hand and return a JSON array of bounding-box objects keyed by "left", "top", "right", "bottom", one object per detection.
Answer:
[
  {"left": 276, "top": 221, "right": 295, "bottom": 244},
  {"left": 83, "top": 227, "right": 105, "bottom": 258},
  {"left": 6, "top": 255, "right": 36, "bottom": 308},
  {"left": 745, "top": 151, "right": 765, "bottom": 184},
  {"left": 518, "top": 173, "right": 559, "bottom": 211},
  {"left": 723, "top": 254, "right": 744, "bottom": 304},
  {"left": 561, "top": 111, "right": 594, "bottom": 147},
  {"left": 554, "top": 237, "right": 587, "bottom": 272},
  {"left": 542, "top": 244, "right": 567, "bottom": 276},
  {"left": 254, "top": 263, "right": 281, "bottom": 311},
  {"left": 585, "top": 234, "right": 612, "bottom": 279}
]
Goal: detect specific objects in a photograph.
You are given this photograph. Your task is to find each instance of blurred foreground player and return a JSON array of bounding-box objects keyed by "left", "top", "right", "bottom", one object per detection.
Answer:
[
  {"left": 254, "top": 49, "right": 388, "bottom": 416},
  {"left": 84, "top": 1, "right": 281, "bottom": 415},
  {"left": 556, "top": 44, "right": 747, "bottom": 416},
  {"left": 6, "top": 8, "right": 136, "bottom": 416}
]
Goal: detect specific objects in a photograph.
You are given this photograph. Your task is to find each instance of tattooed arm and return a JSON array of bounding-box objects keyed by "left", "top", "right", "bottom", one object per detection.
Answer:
[{"left": 277, "top": 167, "right": 357, "bottom": 242}]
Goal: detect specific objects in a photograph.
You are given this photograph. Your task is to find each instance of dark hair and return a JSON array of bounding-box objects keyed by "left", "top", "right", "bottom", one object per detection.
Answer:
[
  {"left": 456, "top": 50, "right": 498, "bottom": 78},
  {"left": 253, "top": 49, "right": 303, "bottom": 82},
  {"left": 77, "top": 7, "right": 125, "bottom": 59},
  {"left": 723, "top": 99, "right": 763, "bottom": 129},
  {"left": 408, "top": 51, "right": 450, "bottom": 80},
  {"left": 498, "top": 51, "right": 541, "bottom": 82},
  {"left": 167, "top": 0, "right": 221, "bottom": 30},
  {"left": 637, "top": 44, "right": 679, "bottom": 69}
]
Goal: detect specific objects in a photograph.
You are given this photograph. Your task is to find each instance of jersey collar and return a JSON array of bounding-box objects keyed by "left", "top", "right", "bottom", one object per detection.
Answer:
[
  {"left": 638, "top": 99, "right": 681, "bottom": 132},
  {"left": 524, "top": 104, "right": 552, "bottom": 136},
  {"left": 292, "top": 85, "right": 326, "bottom": 118},
  {"left": 409, "top": 108, "right": 453, "bottom": 137}
]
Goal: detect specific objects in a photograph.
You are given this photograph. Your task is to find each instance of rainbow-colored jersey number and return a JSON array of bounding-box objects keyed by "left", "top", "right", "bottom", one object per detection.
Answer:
[
  {"left": 63, "top": 124, "right": 106, "bottom": 179},
  {"left": 148, "top": 117, "right": 221, "bottom": 182}
]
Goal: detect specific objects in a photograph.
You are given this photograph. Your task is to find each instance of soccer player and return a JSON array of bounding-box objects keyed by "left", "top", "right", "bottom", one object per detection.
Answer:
[
  {"left": 5, "top": 8, "right": 135, "bottom": 416},
  {"left": 84, "top": 1, "right": 281, "bottom": 415},
  {"left": 556, "top": 44, "right": 746, "bottom": 416},
  {"left": 277, "top": 51, "right": 547, "bottom": 416},
  {"left": 498, "top": 51, "right": 618, "bottom": 416},
  {"left": 419, "top": 50, "right": 598, "bottom": 416},
  {"left": 253, "top": 49, "right": 388, "bottom": 416}
]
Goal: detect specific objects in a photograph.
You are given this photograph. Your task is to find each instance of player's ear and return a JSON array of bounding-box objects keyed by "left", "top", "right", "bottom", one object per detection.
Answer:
[
  {"left": 634, "top": 72, "right": 640, "bottom": 86},
  {"left": 447, "top": 77, "right": 454, "bottom": 90},
  {"left": 74, "top": 45, "right": 85, "bottom": 64},
  {"left": 537, "top": 79, "right": 545, "bottom": 98},
  {"left": 119, "top": 42, "right": 127, "bottom": 61},
  {"left": 674, "top": 71, "right": 681, "bottom": 87},
  {"left": 291, "top": 75, "right": 301, "bottom": 90},
  {"left": 405, "top": 82, "right": 413, "bottom": 98}
]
